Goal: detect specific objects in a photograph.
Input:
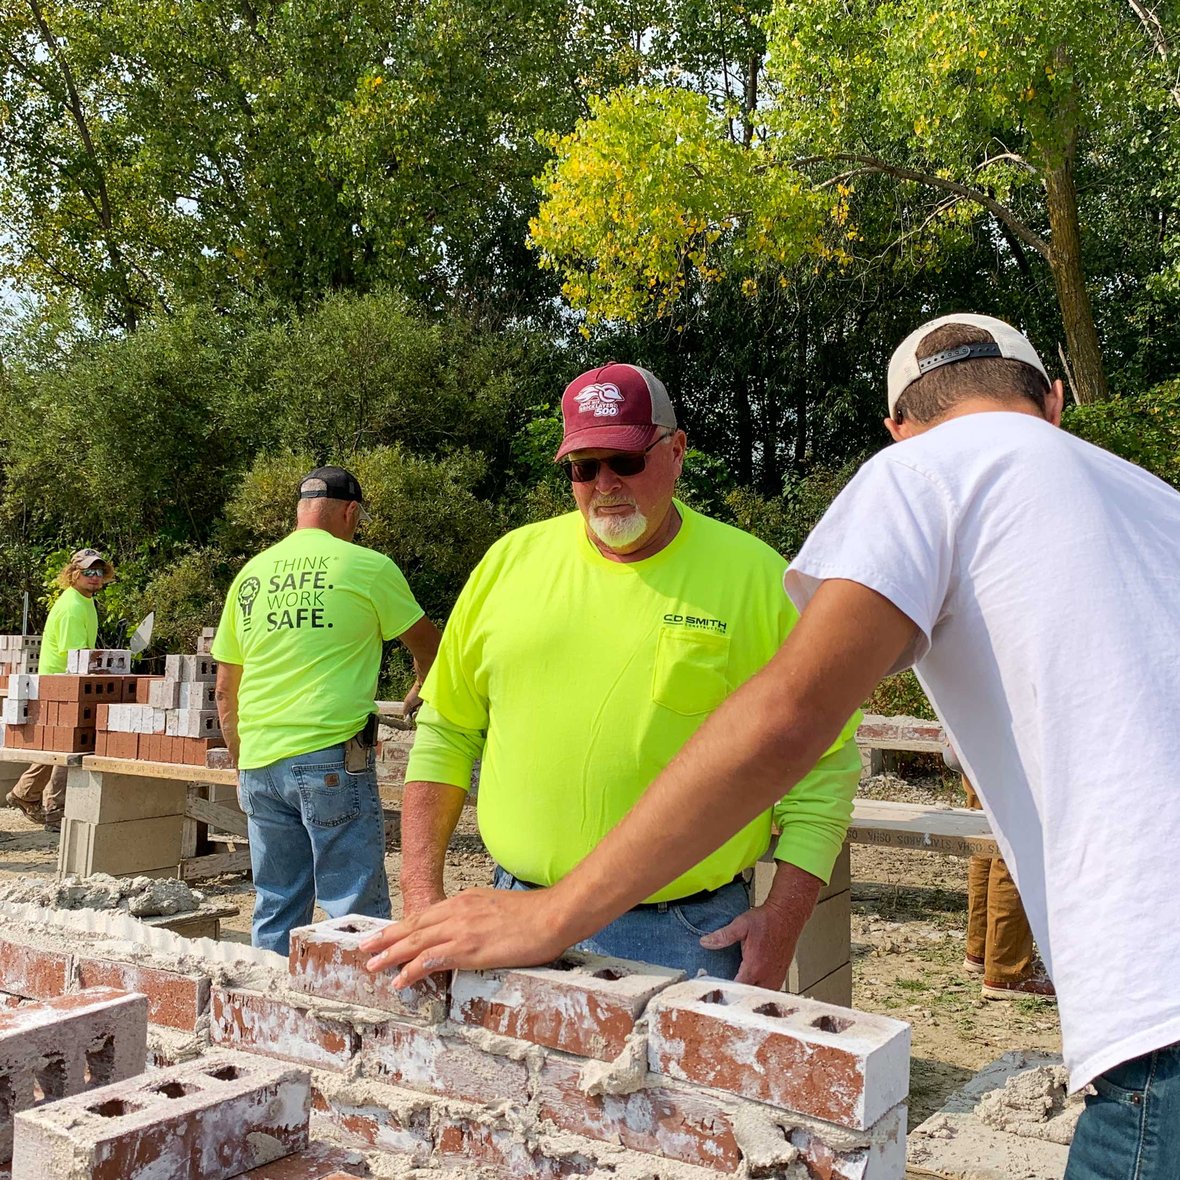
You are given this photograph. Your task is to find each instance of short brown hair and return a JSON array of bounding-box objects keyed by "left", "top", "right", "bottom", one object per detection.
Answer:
[{"left": 893, "top": 323, "right": 1050, "bottom": 424}]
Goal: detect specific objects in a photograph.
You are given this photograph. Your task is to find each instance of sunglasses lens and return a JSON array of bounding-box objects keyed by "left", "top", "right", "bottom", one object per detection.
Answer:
[
  {"left": 607, "top": 454, "right": 646, "bottom": 477},
  {"left": 563, "top": 460, "right": 598, "bottom": 483},
  {"left": 562, "top": 453, "right": 650, "bottom": 482}
]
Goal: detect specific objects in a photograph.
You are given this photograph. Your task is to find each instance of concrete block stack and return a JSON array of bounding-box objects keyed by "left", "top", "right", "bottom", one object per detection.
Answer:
[
  {"left": 97, "top": 653, "right": 224, "bottom": 765},
  {"left": 67, "top": 649, "right": 132, "bottom": 675},
  {"left": 0, "top": 634, "right": 41, "bottom": 677},
  {"left": 3, "top": 673, "right": 141, "bottom": 755}
]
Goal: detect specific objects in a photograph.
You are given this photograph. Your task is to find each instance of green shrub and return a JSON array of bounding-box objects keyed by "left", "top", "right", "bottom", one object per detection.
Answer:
[{"left": 1064, "top": 381, "right": 1180, "bottom": 488}]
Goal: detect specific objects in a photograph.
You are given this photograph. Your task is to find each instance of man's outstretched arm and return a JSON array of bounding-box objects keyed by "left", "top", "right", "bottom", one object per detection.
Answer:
[{"left": 363, "top": 579, "right": 918, "bottom": 984}]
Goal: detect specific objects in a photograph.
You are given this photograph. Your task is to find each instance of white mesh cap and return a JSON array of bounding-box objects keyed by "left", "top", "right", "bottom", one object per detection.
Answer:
[{"left": 887, "top": 313, "right": 1050, "bottom": 418}]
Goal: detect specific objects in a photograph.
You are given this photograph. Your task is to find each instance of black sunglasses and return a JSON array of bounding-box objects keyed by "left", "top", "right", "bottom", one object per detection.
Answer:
[{"left": 560, "top": 433, "right": 673, "bottom": 484}]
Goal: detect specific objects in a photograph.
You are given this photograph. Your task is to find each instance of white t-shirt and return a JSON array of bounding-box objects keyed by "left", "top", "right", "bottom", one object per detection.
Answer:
[{"left": 786, "top": 411, "right": 1180, "bottom": 1091}]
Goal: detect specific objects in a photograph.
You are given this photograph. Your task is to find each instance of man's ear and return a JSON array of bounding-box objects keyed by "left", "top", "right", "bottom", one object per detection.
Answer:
[
  {"left": 884, "top": 416, "right": 907, "bottom": 442},
  {"left": 1045, "top": 378, "right": 1066, "bottom": 427}
]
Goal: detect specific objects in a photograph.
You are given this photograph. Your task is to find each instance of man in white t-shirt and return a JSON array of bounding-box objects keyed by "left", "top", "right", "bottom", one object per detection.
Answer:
[{"left": 362, "top": 314, "right": 1180, "bottom": 1179}]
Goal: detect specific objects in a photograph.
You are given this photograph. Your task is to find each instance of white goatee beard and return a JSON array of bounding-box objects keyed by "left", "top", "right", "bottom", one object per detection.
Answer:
[{"left": 588, "top": 497, "right": 648, "bottom": 549}]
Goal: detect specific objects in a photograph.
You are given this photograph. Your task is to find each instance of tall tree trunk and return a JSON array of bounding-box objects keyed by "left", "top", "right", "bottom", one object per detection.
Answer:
[
  {"left": 1044, "top": 156, "right": 1106, "bottom": 403},
  {"left": 1043, "top": 73, "right": 1107, "bottom": 404}
]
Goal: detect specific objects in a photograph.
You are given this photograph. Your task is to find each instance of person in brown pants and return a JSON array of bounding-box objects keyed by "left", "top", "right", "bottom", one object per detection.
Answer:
[
  {"left": 961, "top": 779, "right": 1055, "bottom": 1000},
  {"left": 7, "top": 548, "right": 113, "bottom": 831}
]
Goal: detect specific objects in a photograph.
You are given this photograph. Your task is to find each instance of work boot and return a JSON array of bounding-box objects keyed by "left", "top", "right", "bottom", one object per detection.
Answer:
[
  {"left": 42, "top": 809, "right": 64, "bottom": 833},
  {"left": 5, "top": 790, "right": 44, "bottom": 824},
  {"left": 981, "top": 969, "right": 1056, "bottom": 1002}
]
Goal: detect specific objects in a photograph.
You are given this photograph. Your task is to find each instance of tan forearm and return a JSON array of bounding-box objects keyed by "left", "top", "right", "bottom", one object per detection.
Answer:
[
  {"left": 763, "top": 860, "right": 823, "bottom": 961},
  {"left": 214, "top": 661, "right": 243, "bottom": 766},
  {"left": 400, "top": 779, "right": 467, "bottom": 913}
]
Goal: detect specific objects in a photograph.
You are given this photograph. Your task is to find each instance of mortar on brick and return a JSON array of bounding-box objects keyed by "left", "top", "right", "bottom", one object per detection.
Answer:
[
  {"left": 11, "top": 1051, "right": 310, "bottom": 1180},
  {"left": 289, "top": 916, "right": 447, "bottom": 1023},
  {"left": 0, "top": 988, "right": 149, "bottom": 1164},
  {"left": 0, "top": 902, "right": 912, "bottom": 1180},
  {"left": 647, "top": 978, "right": 910, "bottom": 1130},
  {"left": 451, "top": 952, "right": 683, "bottom": 1062}
]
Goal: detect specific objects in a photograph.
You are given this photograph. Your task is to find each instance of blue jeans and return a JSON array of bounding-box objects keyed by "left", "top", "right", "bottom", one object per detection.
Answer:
[
  {"left": 493, "top": 866, "right": 748, "bottom": 978},
  {"left": 1065, "top": 1042, "right": 1180, "bottom": 1180},
  {"left": 239, "top": 744, "right": 390, "bottom": 955}
]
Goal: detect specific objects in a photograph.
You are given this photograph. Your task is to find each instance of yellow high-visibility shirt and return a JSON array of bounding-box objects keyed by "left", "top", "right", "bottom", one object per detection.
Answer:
[
  {"left": 408, "top": 503, "right": 861, "bottom": 901},
  {"left": 41, "top": 587, "right": 98, "bottom": 675},
  {"left": 214, "top": 528, "right": 423, "bottom": 769}
]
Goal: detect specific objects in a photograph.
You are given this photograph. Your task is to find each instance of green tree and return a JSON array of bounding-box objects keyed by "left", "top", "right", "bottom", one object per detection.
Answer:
[{"left": 531, "top": 0, "right": 1180, "bottom": 404}]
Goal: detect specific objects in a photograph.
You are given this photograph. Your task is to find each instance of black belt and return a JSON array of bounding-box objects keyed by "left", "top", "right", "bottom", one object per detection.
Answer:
[{"left": 507, "top": 871, "right": 746, "bottom": 911}]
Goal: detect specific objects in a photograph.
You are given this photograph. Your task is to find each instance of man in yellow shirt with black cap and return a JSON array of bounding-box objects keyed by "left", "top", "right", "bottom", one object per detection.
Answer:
[{"left": 214, "top": 466, "right": 440, "bottom": 954}]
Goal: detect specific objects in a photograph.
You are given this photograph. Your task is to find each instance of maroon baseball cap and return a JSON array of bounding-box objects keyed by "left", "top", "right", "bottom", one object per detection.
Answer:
[{"left": 554, "top": 363, "right": 678, "bottom": 461}]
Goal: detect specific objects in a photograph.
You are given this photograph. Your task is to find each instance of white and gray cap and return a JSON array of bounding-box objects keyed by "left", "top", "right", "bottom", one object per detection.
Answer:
[{"left": 887, "top": 313, "right": 1050, "bottom": 418}]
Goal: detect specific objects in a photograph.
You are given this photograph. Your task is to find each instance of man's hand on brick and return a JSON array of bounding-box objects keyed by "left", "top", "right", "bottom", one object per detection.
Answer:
[{"left": 361, "top": 887, "right": 571, "bottom": 987}]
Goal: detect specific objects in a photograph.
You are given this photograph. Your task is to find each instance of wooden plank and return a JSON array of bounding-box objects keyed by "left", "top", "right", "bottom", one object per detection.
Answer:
[
  {"left": 179, "top": 849, "right": 251, "bottom": 880},
  {"left": 184, "top": 795, "right": 249, "bottom": 838},
  {"left": 180, "top": 786, "right": 200, "bottom": 861},
  {"left": 847, "top": 799, "right": 996, "bottom": 857},
  {"left": 82, "top": 755, "right": 238, "bottom": 786},
  {"left": 0, "top": 747, "right": 84, "bottom": 767}
]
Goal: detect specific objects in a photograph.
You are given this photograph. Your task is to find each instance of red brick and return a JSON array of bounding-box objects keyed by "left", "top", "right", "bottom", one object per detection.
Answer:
[
  {"left": 0, "top": 987, "right": 148, "bottom": 1164},
  {"left": 0, "top": 939, "right": 71, "bottom": 1000},
  {"left": 57, "top": 701, "right": 97, "bottom": 728},
  {"left": 239, "top": 1141, "right": 366, "bottom": 1178},
  {"left": 451, "top": 952, "right": 682, "bottom": 1061},
  {"left": 310, "top": 1082, "right": 432, "bottom": 1162},
  {"left": 129, "top": 676, "right": 160, "bottom": 704},
  {"left": 646, "top": 980, "right": 910, "bottom": 1130},
  {"left": 437, "top": 1119, "right": 596, "bottom": 1178},
  {"left": 76, "top": 959, "right": 209, "bottom": 1031},
  {"left": 95, "top": 704, "right": 110, "bottom": 728},
  {"left": 536, "top": 1055, "right": 742, "bottom": 1172},
  {"left": 211, "top": 987, "right": 379, "bottom": 1072},
  {"left": 103, "top": 731, "right": 138, "bottom": 759},
  {"left": 289, "top": 915, "right": 446, "bottom": 1022},
  {"left": 59, "top": 726, "right": 96, "bottom": 753},
  {"left": 11, "top": 1051, "right": 310, "bottom": 1180},
  {"left": 362, "top": 1020, "right": 530, "bottom": 1106}
]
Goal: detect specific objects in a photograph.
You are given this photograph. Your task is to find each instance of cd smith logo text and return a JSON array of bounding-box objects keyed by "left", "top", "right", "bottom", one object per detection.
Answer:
[{"left": 663, "top": 613, "right": 727, "bottom": 634}]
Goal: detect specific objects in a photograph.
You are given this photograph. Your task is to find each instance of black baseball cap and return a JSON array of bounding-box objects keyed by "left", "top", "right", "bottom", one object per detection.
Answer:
[{"left": 298, "top": 466, "right": 371, "bottom": 522}]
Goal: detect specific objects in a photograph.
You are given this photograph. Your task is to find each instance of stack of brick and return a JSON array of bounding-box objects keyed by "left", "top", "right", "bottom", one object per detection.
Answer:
[
  {"left": 0, "top": 914, "right": 911, "bottom": 1178},
  {"left": 0, "top": 936, "right": 365, "bottom": 1179},
  {"left": 3, "top": 674, "right": 143, "bottom": 755},
  {"left": 99, "top": 654, "right": 224, "bottom": 765},
  {"left": 0, "top": 634, "right": 41, "bottom": 677}
]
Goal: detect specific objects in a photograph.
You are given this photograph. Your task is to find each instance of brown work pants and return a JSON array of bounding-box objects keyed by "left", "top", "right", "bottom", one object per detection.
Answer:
[
  {"left": 11, "top": 764, "right": 66, "bottom": 814},
  {"left": 963, "top": 781, "right": 1034, "bottom": 984}
]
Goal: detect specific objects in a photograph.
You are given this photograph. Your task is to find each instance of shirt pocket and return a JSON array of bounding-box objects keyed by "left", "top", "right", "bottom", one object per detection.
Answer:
[{"left": 651, "top": 627, "right": 732, "bottom": 717}]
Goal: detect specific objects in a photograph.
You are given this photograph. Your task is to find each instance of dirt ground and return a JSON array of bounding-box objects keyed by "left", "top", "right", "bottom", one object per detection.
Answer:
[{"left": 0, "top": 772, "right": 1061, "bottom": 1130}]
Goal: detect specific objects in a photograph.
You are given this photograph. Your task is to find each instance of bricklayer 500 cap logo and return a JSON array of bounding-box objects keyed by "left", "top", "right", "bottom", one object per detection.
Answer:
[{"left": 574, "top": 382, "right": 625, "bottom": 417}]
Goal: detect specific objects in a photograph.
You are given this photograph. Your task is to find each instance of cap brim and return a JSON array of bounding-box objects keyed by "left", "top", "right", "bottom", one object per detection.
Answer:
[{"left": 555, "top": 423, "right": 663, "bottom": 462}]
